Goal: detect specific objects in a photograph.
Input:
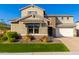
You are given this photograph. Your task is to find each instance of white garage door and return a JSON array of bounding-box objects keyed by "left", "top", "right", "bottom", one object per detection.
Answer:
[{"left": 56, "top": 28, "right": 74, "bottom": 37}]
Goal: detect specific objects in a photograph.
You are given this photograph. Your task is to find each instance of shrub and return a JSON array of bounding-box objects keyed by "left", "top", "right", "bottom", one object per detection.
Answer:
[
  {"left": 6, "top": 32, "right": 18, "bottom": 38},
  {"left": 6, "top": 31, "right": 19, "bottom": 42},
  {"left": 22, "top": 35, "right": 35, "bottom": 43},
  {"left": 22, "top": 35, "right": 31, "bottom": 42},
  {"left": 8, "top": 38, "right": 15, "bottom": 42},
  {"left": 0, "top": 34, "right": 3, "bottom": 42},
  {"left": 40, "top": 36, "right": 48, "bottom": 42},
  {"left": 0, "top": 34, "right": 3, "bottom": 38},
  {"left": 1, "top": 35, "right": 8, "bottom": 41}
]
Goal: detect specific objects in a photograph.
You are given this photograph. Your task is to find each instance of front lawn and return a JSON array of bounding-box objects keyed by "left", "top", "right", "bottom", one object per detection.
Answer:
[{"left": 0, "top": 43, "right": 69, "bottom": 52}]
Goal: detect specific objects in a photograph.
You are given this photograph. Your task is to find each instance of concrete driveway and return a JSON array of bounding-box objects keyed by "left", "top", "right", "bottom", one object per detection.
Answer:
[{"left": 55, "top": 37, "right": 79, "bottom": 52}]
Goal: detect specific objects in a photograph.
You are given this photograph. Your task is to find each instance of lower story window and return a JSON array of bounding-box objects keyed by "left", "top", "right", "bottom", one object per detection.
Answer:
[
  {"left": 28, "top": 28, "right": 33, "bottom": 34},
  {"left": 27, "top": 25, "right": 39, "bottom": 34},
  {"left": 34, "top": 28, "right": 39, "bottom": 34}
]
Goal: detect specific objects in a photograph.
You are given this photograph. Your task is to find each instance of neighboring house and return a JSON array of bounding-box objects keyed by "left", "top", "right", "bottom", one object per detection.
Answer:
[
  {"left": 11, "top": 4, "right": 75, "bottom": 37},
  {"left": 75, "top": 21, "right": 79, "bottom": 36}
]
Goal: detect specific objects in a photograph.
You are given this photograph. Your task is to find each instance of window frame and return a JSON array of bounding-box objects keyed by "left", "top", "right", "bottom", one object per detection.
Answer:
[
  {"left": 28, "top": 11, "right": 37, "bottom": 15},
  {"left": 27, "top": 23, "right": 39, "bottom": 34},
  {"left": 34, "top": 27, "right": 39, "bottom": 34},
  {"left": 28, "top": 28, "right": 33, "bottom": 34}
]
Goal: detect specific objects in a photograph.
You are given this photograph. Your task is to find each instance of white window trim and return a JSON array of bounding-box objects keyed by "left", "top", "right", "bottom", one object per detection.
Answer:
[{"left": 29, "top": 34, "right": 48, "bottom": 36}]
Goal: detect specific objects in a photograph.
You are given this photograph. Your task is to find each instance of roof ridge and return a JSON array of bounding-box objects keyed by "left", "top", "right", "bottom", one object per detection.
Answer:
[{"left": 20, "top": 4, "right": 45, "bottom": 11}]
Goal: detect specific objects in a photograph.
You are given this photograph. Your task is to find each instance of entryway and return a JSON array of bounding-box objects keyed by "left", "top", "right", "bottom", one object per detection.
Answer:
[
  {"left": 48, "top": 27, "right": 55, "bottom": 37},
  {"left": 48, "top": 27, "right": 52, "bottom": 36}
]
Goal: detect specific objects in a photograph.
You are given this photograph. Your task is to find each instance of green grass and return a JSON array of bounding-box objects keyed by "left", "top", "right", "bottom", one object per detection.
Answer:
[{"left": 0, "top": 43, "right": 69, "bottom": 52}]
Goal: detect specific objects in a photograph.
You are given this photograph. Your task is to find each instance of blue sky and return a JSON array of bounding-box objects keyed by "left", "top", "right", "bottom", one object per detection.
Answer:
[{"left": 0, "top": 4, "right": 79, "bottom": 24}]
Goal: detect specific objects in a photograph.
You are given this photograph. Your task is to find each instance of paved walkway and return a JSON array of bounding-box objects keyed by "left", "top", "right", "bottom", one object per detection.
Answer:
[{"left": 55, "top": 37, "right": 79, "bottom": 52}]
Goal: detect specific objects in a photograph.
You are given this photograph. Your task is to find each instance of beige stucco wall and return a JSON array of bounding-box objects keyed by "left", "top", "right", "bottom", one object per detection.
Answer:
[
  {"left": 11, "top": 22, "right": 48, "bottom": 36},
  {"left": 11, "top": 21, "right": 27, "bottom": 36},
  {"left": 21, "top": 6, "right": 44, "bottom": 17},
  {"left": 39, "top": 26, "right": 48, "bottom": 35}
]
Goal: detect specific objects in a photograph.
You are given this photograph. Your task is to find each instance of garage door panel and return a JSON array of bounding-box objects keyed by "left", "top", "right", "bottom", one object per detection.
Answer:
[{"left": 56, "top": 28, "right": 74, "bottom": 37}]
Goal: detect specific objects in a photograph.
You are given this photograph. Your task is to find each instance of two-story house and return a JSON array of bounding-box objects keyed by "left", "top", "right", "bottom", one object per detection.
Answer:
[{"left": 11, "top": 4, "right": 75, "bottom": 37}]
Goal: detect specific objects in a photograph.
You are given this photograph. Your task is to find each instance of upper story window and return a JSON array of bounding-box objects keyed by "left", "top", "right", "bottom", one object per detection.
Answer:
[{"left": 28, "top": 11, "right": 37, "bottom": 15}]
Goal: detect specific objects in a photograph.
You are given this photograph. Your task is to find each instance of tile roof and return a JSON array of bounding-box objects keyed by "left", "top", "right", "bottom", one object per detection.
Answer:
[
  {"left": 22, "top": 19, "right": 45, "bottom": 23},
  {"left": 11, "top": 15, "right": 48, "bottom": 23},
  {"left": 10, "top": 15, "right": 32, "bottom": 22}
]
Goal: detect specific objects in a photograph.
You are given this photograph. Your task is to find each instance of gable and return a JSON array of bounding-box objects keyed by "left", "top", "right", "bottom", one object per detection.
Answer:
[
  {"left": 20, "top": 5, "right": 45, "bottom": 11},
  {"left": 21, "top": 5, "right": 45, "bottom": 17}
]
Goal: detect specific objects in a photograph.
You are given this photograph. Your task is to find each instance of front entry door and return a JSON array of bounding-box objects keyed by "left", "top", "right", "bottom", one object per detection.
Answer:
[{"left": 48, "top": 27, "right": 52, "bottom": 36}]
